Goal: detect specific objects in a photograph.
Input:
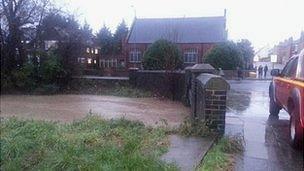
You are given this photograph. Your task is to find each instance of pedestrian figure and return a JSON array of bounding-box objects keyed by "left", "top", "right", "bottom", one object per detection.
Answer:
[
  {"left": 258, "top": 65, "right": 263, "bottom": 79},
  {"left": 264, "top": 65, "right": 268, "bottom": 78}
]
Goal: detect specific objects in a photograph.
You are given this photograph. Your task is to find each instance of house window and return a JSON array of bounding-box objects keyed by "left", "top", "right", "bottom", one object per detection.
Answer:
[
  {"left": 95, "top": 48, "right": 98, "bottom": 54},
  {"left": 88, "top": 58, "right": 92, "bottom": 64},
  {"left": 129, "top": 49, "right": 142, "bottom": 62},
  {"left": 78, "top": 57, "right": 86, "bottom": 63},
  {"left": 184, "top": 48, "right": 198, "bottom": 63},
  {"left": 100, "top": 59, "right": 118, "bottom": 68},
  {"left": 86, "top": 48, "right": 90, "bottom": 53},
  {"left": 91, "top": 49, "right": 94, "bottom": 54}
]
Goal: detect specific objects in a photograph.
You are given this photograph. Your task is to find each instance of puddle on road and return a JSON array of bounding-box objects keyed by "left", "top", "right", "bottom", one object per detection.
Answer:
[{"left": 227, "top": 89, "right": 289, "bottom": 118}]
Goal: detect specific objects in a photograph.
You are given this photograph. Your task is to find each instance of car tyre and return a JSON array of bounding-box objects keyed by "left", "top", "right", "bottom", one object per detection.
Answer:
[
  {"left": 289, "top": 107, "right": 303, "bottom": 149},
  {"left": 269, "top": 85, "right": 280, "bottom": 116}
]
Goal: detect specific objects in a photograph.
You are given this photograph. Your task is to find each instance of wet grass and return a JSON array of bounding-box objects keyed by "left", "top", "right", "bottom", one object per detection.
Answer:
[
  {"left": 178, "top": 117, "right": 212, "bottom": 137},
  {"left": 198, "top": 135, "right": 244, "bottom": 171},
  {"left": 66, "top": 79, "right": 154, "bottom": 98},
  {"left": 0, "top": 116, "right": 177, "bottom": 170},
  {"left": 66, "top": 85, "right": 153, "bottom": 98}
]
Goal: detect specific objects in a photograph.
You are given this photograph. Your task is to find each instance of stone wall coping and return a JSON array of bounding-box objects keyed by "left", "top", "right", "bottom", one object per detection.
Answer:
[
  {"left": 185, "top": 64, "right": 216, "bottom": 73},
  {"left": 196, "top": 73, "right": 230, "bottom": 90},
  {"left": 73, "top": 76, "right": 129, "bottom": 80},
  {"left": 135, "top": 70, "right": 185, "bottom": 74}
]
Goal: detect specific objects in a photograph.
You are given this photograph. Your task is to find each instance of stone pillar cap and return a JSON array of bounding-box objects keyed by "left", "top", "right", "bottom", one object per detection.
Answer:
[
  {"left": 185, "top": 64, "right": 216, "bottom": 73},
  {"left": 196, "top": 73, "right": 230, "bottom": 90}
]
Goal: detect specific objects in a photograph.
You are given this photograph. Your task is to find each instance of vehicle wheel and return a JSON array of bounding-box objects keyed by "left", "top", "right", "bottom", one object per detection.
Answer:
[
  {"left": 269, "top": 85, "right": 280, "bottom": 116},
  {"left": 289, "top": 107, "right": 303, "bottom": 149}
]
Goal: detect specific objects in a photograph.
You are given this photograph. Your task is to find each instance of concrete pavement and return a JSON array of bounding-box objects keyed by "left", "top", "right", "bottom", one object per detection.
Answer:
[{"left": 226, "top": 80, "right": 303, "bottom": 171}]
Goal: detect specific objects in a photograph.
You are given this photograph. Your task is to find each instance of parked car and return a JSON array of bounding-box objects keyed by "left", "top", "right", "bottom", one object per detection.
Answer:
[{"left": 269, "top": 49, "right": 304, "bottom": 149}]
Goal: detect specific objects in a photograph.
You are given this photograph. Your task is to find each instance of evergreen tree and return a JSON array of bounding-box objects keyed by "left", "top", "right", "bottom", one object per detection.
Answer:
[
  {"left": 142, "top": 39, "right": 182, "bottom": 70},
  {"left": 96, "top": 25, "right": 114, "bottom": 55},
  {"left": 236, "top": 39, "right": 254, "bottom": 69},
  {"left": 81, "top": 20, "right": 93, "bottom": 44},
  {"left": 113, "top": 20, "right": 128, "bottom": 54},
  {"left": 205, "top": 41, "right": 243, "bottom": 70}
]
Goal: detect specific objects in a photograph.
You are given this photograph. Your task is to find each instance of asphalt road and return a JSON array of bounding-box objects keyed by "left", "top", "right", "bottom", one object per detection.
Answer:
[{"left": 226, "top": 80, "right": 303, "bottom": 171}]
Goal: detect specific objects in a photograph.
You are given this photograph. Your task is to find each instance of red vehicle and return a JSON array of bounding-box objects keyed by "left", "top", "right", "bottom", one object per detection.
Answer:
[{"left": 269, "top": 49, "right": 304, "bottom": 149}]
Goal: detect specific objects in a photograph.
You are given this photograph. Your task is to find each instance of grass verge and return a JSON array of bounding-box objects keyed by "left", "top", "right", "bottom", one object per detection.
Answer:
[
  {"left": 198, "top": 135, "right": 244, "bottom": 171},
  {"left": 67, "top": 84, "right": 153, "bottom": 98},
  {"left": 178, "top": 117, "right": 212, "bottom": 137},
  {"left": 0, "top": 116, "right": 177, "bottom": 170}
]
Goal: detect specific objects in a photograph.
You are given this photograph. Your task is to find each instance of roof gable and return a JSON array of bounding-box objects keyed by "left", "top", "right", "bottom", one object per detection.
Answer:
[{"left": 127, "top": 17, "right": 227, "bottom": 44}]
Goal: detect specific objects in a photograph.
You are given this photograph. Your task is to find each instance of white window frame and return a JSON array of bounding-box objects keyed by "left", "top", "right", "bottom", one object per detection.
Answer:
[
  {"left": 88, "top": 58, "right": 92, "bottom": 64},
  {"left": 86, "top": 48, "right": 90, "bottom": 53},
  {"left": 184, "top": 48, "right": 198, "bottom": 63},
  {"left": 95, "top": 48, "right": 98, "bottom": 54},
  {"left": 129, "top": 49, "right": 142, "bottom": 62}
]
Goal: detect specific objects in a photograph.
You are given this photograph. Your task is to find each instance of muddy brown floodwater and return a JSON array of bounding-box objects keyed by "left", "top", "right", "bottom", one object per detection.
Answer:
[{"left": 0, "top": 95, "right": 190, "bottom": 127}]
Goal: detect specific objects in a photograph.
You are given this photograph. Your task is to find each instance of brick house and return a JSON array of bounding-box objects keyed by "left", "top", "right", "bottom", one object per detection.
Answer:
[
  {"left": 80, "top": 46, "right": 100, "bottom": 69},
  {"left": 123, "top": 15, "right": 227, "bottom": 69},
  {"left": 272, "top": 31, "right": 304, "bottom": 65}
]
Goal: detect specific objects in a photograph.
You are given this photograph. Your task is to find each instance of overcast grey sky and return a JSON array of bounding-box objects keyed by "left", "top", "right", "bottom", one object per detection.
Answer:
[{"left": 58, "top": 0, "right": 304, "bottom": 49}]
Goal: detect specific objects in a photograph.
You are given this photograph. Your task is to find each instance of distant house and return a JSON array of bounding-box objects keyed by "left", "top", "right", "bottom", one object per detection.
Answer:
[
  {"left": 124, "top": 15, "right": 227, "bottom": 69},
  {"left": 271, "top": 31, "right": 304, "bottom": 65},
  {"left": 80, "top": 45, "right": 100, "bottom": 70}
]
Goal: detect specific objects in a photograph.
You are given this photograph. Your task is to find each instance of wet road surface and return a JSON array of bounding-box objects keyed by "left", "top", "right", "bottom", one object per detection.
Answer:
[
  {"left": 226, "top": 80, "right": 303, "bottom": 171},
  {"left": 0, "top": 95, "right": 189, "bottom": 127}
]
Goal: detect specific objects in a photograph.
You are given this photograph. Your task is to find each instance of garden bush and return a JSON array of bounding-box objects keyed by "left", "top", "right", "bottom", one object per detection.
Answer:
[
  {"left": 11, "top": 63, "right": 37, "bottom": 90},
  {"left": 0, "top": 72, "right": 14, "bottom": 91},
  {"left": 40, "top": 54, "right": 63, "bottom": 84},
  {"left": 142, "top": 39, "right": 182, "bottom": 70},
  {"left": 204, "top": 41, "right": 243, "bottom": 70}
]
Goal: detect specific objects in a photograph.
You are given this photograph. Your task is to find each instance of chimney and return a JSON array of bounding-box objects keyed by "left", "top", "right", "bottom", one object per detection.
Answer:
[{"left": 224, "top": 9, "right": 227, "bottom": 17}]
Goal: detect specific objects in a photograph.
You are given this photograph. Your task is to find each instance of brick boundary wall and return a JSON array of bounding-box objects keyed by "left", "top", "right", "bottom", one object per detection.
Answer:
[
  {"left": 129, "top": 66, "right": 230, "bottom": 134},
  {"left": 219, "top": 70, "right": 255, "bottom": 79},
  {"left": 129, "top": 69, "right": 186, "bottom": 101}
]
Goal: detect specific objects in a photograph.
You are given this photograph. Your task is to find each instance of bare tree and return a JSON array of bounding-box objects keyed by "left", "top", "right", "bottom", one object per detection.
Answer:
[{"left": 1, "top": 0, "right": 52, "bottom": 71}]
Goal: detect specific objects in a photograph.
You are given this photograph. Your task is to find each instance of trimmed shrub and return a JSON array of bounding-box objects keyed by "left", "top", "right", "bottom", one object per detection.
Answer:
[
  {"left": 204, "top": 41, "right": 243, "bottom": 70},
  {"left": 142, "top": 39, "right": 182, "bottom": 70}
]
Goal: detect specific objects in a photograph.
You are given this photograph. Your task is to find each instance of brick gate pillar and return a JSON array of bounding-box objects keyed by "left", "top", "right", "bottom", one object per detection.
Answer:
[{"left": 194, "top": 73, "right": 230, "bottom": 134}]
